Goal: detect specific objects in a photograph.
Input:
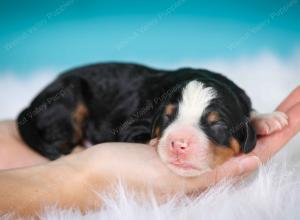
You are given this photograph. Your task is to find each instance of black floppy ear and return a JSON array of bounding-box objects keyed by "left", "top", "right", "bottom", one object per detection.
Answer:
[{"left": 235, "top": 120, "right": 257, "bottom": 153}]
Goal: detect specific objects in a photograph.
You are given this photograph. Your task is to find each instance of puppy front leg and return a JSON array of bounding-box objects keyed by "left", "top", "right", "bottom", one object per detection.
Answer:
[{"left": 250, "top": 111, "right": 288, "bottom": 135}]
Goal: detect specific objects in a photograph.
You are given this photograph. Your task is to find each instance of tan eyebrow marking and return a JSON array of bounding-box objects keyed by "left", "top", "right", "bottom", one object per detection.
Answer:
[
  {"left": 207, "top": 111, "right": 220, "bottom": 123},
  {"left": 165, "top": 104, "right": 176, "bottom": 116}
]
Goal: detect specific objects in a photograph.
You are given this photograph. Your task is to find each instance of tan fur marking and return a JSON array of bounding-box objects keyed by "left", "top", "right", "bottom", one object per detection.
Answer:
[
  {"left": 207, "top": 111, "right": 220, "bottom": 123},
  {"left": 229, "top": 137, "right": 241, "bottom": 154},
  {"left": 165, "top": 104, "right": 175, "bottom": 116},
  {"left": 209, "top": 142, "right": 235, "bottom": 168},
  {"left": 73, "top": 103, "right": 88, "bottom": 142},
  {"left": 155, "top": 127, "right": 161, "bottom": 138}
]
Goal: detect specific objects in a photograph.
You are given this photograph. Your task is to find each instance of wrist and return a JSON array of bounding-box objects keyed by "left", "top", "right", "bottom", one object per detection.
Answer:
[
  {"left": 44, "top": 157, "right": 88, "bottom": 203},
  {"left": 57, "top": 148, "right": 113, "bottom": 206}
]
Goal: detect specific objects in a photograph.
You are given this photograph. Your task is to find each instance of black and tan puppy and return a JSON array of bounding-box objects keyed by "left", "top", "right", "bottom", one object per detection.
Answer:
[{"left": 17, "top": 63, "right": 288, "bottom": 176}]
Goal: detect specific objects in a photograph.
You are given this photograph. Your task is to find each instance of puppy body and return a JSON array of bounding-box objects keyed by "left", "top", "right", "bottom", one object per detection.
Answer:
[{"left": 17, "top": 63, "right": 287, "bottom": 176}]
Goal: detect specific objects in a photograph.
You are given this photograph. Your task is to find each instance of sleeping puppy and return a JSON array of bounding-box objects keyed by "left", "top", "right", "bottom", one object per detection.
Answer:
[{"left": 17, "top": 62, "right": 288, "bottom": 177}]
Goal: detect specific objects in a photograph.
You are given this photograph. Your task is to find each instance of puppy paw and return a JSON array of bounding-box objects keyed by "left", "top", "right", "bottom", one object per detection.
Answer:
[{"left": 251, "top": 111, "right": 288, "bottom": 135}]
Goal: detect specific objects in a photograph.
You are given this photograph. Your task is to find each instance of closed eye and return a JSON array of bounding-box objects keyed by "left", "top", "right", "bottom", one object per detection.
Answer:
[
  {"left": 163, "top": 114, "right": 171, "bottom": 122},
  {"left": 210, "top": 121, "right": 228, "bottom": 131},
  {"left": 208, "top": 121, "right": 229, "bottom": 144}
]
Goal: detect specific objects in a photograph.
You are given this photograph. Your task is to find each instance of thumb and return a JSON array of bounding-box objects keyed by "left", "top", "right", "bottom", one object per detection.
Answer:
[
  {"left": 238, "top": 155, "right": 262, "bottom": 175},
  {"left": 212, "top": 155, "right": 261, "bottom": 184},
  {"left": 179, "top": 155, "right": 261, "bottom": 192}
]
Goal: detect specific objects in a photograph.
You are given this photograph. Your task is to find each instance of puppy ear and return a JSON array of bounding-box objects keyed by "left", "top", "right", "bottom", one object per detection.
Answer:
[{"left": 239, "top": 121, "right": 257, "bottom": 153}]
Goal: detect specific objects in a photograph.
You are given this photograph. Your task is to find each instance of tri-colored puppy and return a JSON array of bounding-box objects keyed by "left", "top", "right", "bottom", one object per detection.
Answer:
[{"left": 17, "top": 63, "right": 288, "bottom": 176}]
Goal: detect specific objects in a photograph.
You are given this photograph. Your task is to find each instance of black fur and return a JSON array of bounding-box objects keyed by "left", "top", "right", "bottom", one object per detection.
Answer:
[{"left": 17, "top": 62, "right": 256, "bottom": 160}]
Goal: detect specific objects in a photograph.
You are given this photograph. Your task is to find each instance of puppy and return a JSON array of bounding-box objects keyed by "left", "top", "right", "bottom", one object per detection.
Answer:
[{"left": 17, "top": 62, "right": 288, "bottom": 176}]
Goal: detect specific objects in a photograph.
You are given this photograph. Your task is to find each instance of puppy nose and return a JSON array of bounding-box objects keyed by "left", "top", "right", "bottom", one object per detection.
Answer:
[{"left": 170, "top": 139, "right": 189, "bottom": 154}]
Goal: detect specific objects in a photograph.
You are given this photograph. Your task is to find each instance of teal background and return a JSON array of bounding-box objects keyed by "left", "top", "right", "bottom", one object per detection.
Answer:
[{"left": 1, "top": 0, "right": 300, "bottom": 75}]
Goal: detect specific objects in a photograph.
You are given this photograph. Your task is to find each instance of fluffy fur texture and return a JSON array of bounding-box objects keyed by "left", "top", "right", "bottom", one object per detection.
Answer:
[{"left": 1, "top": 51, "right": 300, "bottom": 219}]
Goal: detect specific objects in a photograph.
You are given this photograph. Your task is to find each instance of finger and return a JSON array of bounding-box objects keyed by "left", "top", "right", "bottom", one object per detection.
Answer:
[
  {"left": 254, "top": 103, "right": 300, "bottom": 162},
  {"left": 214, "top": 156, "right": 261, "bottom": 182},
  {"left": 276, "top": 86, "right": 300, "bottom": 112},
  {"left": 193, "top": 155, "right": 261, "bottom": 189}
]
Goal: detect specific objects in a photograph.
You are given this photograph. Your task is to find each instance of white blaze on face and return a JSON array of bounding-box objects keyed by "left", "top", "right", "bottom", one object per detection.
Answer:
[
  {"left": 177, "top": 81, "right": 217, "bottom": 125},
  {"left": 157, "top": 80, "right": 217, "bottom": 177}
]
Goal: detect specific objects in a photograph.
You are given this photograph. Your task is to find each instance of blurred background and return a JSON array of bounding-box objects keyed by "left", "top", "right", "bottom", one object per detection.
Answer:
[{"left": 0, "top": 0, "right": 299, "bottom": 120}]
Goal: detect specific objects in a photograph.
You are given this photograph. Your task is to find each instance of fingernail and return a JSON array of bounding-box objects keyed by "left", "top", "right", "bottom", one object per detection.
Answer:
[{"left": 239, "top": 156, "right": 261, "bottom": 174}]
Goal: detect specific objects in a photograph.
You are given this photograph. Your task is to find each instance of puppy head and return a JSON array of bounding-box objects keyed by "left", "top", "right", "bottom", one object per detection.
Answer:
[{"left": 151, "top": 80, "right": 256, "bottom": 177}]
